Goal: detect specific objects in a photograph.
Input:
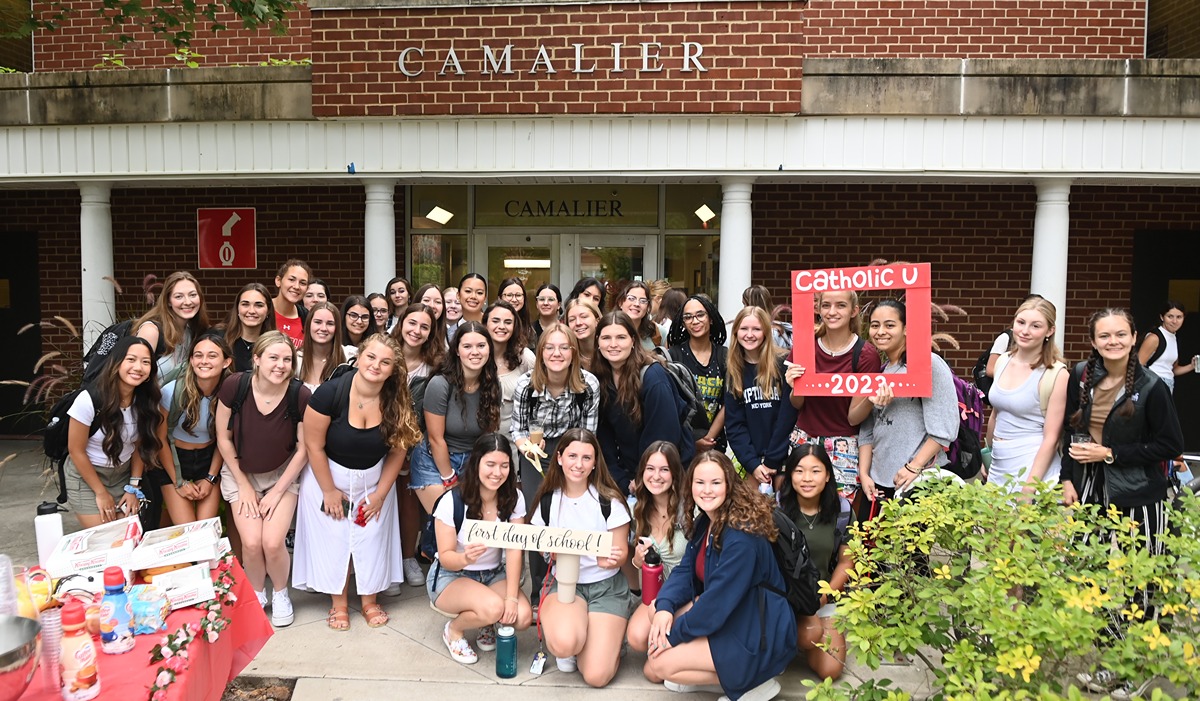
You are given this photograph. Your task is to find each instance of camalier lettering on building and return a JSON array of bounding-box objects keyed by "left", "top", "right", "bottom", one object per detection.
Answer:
[{"left": 398, "top": 42, "right": 708, "bottom": 77}]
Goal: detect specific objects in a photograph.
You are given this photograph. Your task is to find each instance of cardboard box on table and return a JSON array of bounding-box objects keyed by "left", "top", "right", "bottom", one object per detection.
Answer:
[
  {"left": 129, "top": 517, "right": 223, "bottom": 570},
  {"left": 45, "top": 515, "right": 143, "bottom": 590}
]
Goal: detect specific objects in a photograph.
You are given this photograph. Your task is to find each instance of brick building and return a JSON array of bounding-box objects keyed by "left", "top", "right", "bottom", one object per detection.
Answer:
[{"left": 1, "top": 0, "right": 1199, "bottom": 443}]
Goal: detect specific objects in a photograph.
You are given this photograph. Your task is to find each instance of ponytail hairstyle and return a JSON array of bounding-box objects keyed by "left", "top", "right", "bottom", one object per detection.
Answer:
[
  {"left": 460, "top": 433, "right": 520, "bottom": 522},
  {"left": 94, "top": 336, "right": 163, "bottom": 469},
  {"left": 176, "top": 331, "right": 233, "bottom": 438},
  {"left": 592, "top": 311, "right": 660, "bottom": 425},
  {"left": 727, "top": 306, "right": 784, "bottom": 398},
  {"left": 1069, "top": 308, "right": 1138, "bottom": 428}
]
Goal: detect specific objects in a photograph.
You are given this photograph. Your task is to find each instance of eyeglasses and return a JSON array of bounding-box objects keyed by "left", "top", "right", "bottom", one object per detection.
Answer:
[
  {"left": 682, "top": 311, "right": 708, "bottom": 323},
  {"left": 371, "top": 308, "right": 388, "bottom": 316},
  {"left": 624, "top": 294, "right": 649, "bottom": 306},
  {"left": 535, "top": 297, "right": 558, "bottom": 304},
  {"left": 346, "top": 311, "right": 371, "bottom": 322}
]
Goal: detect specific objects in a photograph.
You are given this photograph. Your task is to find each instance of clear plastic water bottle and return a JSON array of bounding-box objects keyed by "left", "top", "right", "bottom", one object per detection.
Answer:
[{"left": 495, "top": 624, "right": 517, "bottom": 679}]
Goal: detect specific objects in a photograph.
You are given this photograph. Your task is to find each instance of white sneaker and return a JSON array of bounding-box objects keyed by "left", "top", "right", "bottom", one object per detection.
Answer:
[
  {"left": 256, "top": 589, "right": 268, "bottom": 609},
  {"left": 666, "top": 681, "right": 724, "bottom": 694},
  {"left": 476, "top": 624, "right": 497, "bottom": 651},
  {"left": 555, "top": 656, "right": 577, "bottom": 673},
  {"left": 271, "top": 588, "right": 294, "bottom": 627},
  {"left": 718, "top": 677, "right": 780, "bottom": 701},
  {"left": 403, "top": 558, "right": 424, "bottom": 587},
  {"left": 381, "top": 583, "right": 403, "bottom": 597},
  {"left": 443, "top": 622, "right": 478, "bottom": 665}
]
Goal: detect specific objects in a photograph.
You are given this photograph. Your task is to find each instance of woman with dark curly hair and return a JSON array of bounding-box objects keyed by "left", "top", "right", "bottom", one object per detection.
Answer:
[
  {"left": 1063, "top": 308, "right": 1184, "bottom": 697},
  {"left": 66, "top": 335, "right": 164, "bottom": 528},
  {"left": 668, "top": 295, "right": 728, "bottom": 453},
  {"left": 409, "top": 320, "right": 501, "bottom": 513},
  {"left": 295, "top": 334, "right": 423, "bottom": 631},
  {"left": 428, "top": 433, "right": 533, "bottom": 664},
  {"left": 639, "top": 450, "right": 797, "bottom": 700}
]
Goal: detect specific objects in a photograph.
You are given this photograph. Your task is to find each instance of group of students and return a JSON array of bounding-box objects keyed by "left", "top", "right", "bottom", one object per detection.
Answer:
[{"left": 60, "top": 259, "right": 1186, "bottom": 700}]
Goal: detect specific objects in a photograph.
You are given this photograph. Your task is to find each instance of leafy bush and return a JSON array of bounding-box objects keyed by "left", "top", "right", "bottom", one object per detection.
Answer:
[{"left": 805, "top": 477, "right": 1200, "bottom": 700}]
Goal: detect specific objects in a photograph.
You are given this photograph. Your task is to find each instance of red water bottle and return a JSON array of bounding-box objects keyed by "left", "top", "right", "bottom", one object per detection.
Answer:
[{"left": 641, "top": 547, "right": 663, "bottom": 605}]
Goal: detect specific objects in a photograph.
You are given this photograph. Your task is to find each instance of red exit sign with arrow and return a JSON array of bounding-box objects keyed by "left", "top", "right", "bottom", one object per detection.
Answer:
[{"left": 197, "top": 208, "right": 257, "bottom": 269}]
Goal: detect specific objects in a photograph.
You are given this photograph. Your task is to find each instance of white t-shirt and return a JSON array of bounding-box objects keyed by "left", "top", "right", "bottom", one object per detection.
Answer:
[
  {"left": 531, "top": 485, "right": 631, "bottom": 584},
  {"left": 66, "top": 390, "right": 138, "bottom": 468},
  {"left": 989, "top": 332, "right": 1012, "bottom": 356},
  {"left": 434, "top": 492, "right": 527, "bottom": 571}
]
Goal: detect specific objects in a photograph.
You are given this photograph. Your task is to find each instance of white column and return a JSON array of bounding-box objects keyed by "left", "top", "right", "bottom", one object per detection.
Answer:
[
  {"left": 718, "top": 178, "right": 755, "bottom": 327},
  {"left": 1030, "top": 179, "right": 1072, "bottom": 349},
  {"left": 79, "top": 182, "right": 115, "bottom": 351},
  {"left": 363, "top": 180, "right": 398, "bottom": 295}
]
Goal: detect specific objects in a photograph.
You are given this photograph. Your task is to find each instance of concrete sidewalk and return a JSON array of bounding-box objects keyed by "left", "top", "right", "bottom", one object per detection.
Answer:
[{"left": 0, "top": 440, "right": 935, "bottom": 701}]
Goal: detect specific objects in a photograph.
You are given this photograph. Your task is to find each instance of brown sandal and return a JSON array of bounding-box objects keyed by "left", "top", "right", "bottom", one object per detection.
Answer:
[
  {"left": 327, "top": 607, "right": 350, "bottom": 631},
  {"left": 362, "top": 603, "right": 389, "bottom": 628}
]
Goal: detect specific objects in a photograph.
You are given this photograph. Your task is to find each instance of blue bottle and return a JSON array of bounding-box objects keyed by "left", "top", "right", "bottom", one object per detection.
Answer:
[
  {"left": 99, "top": 566, "right": 135, "bottom": 654},
  {"left": 495, "top": 624, "right": 517, "bottom": 678}
]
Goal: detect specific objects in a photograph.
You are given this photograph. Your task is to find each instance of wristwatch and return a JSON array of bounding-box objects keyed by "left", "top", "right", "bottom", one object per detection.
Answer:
[
  {"left": 204, "top": 473, "right": 219, "bottom": 484},
  {"left": 1103, "top": 448, "right": 1115, "bottom": 465}
]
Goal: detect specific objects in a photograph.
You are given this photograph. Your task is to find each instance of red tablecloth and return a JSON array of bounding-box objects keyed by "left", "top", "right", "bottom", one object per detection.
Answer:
[{"left": 21, "top": 559, "right": 273, "bottom": 701}]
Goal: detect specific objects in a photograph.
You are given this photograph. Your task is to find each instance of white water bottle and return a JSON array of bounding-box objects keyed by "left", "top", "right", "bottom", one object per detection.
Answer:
[{"left": 36, "top": 502, "right": 65, "bottom": 566}]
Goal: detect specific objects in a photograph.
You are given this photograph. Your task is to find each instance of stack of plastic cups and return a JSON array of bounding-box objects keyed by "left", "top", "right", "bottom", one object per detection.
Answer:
[
  {"left": 0, "top": 554, "right": 17, "bottom": 616},
  {"left": 41, "top": 606, "right": 63, "bottom": 691}
]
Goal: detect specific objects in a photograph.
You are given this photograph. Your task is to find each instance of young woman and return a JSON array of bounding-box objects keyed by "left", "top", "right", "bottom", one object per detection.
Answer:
[
  {"left": 567, "top": 277, "right": 607, "bottom": 311},
  {"left": 341, "top": 295, "right": 378, "bottom": 352},
  {"left": 295, "top": 334, "right": 422, "bottom": 630},
  {"left": 66, "top": 336, "right": 163, "bottom": 528},
  {"left": 1137, "top": 300, "right": 1195, "bottom": 392},
  {"left": 215, "top": 330, "right": 312, "bottom": 627},
  {"left": 428, "top": 434, "right": 534, "bottom": 664},
  {"left": 625, "top": 442, "right": 688, "bottom": 648},
  {"left": 532, "top": 283, "right": 563, "bottom": 339},
  {"left": 616, "top": 280, "right": 662, "bottom": 350},
  {"left": 297, "top": 302, "right": 347, "bottom": 391},
  {"left": 778, "top": 444, "right": 853, "bottom": 681},
  {"left": 367, "top": 293, "right": 391, "bottom": 337},
  {"left": 458, "top": 273, "right": 488, "bottom": 324},
  {"left": 667, "top": 295, "right": 728, "bottom": 453},
  {"left": 1064, "top": 309, "right": 1183, "bottom": 697},
  {"left": 224, "top": 283, "right": 276, "bottom": 373},
  {"left": 639, "top": 451, "right": 797, "bottom": 701},
  {"left": 531, "top": 428, "right": 631, "bottom": 687},
  {"left": 443, "top": 286, "right": 464, "bottom": 343},
  {"left": 409, "top": 321, "right": 500, "bottom": 513},
  {"left": 496, "top": 277, "right": 535, "bottom": 348},
  {"left": 857, "top": 300, "right": 959, "bottom": 521},
  {"left": 385, "top": 276, "right": 412, "bottom": 333},
  {"left": 414, "top": 283, "right": 449, "bottom": 352},
  {"left": 654, "top": 288, "right": 687, "bottom": 344},
  {"left": 724, "top": 306, "right": 798, "bottom": 488},
  {"left": 391, "top": 302, "right": 445, "bottom": 587},
  {"left": 743, "top": 284, "right": 793, "bottom": 352},
  {"left": 784, "top": 290, "right": 881, "bottom": 498},
  {"left": 986, "top": 297, "right": 1068, "bottom": 492},
  {"left": 135, "top": 270, "right": 211, "bottom": 384},
  {"left": 593, "top": 312, "right": 694, "bottom": 494},
  {"left": 510, "top": 323, "right": 601, "bottom": 605},
  {"left": 155, "top": 332, "right": 233, "bottom": 526},
  {"left": 564, "top": 298, "right": 602, "bottom": 371},
  {"left": 303, "top": 279, "right": 329, "bottom": 312},
  {"left": 272, "top": 260, "right": 312, "bottom": 348},
  {"left": 484, "top": 300, "right": 535, "bottom": 440}
]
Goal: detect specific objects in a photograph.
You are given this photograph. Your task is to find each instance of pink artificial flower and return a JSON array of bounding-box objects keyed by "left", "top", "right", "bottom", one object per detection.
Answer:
[
  {"left": 161, "top": 646, "right": 173, "bottom": 659},
  {"left": 153, "top": 690, "right": 167, "bottom": 701},
  {"left": 206, "top": 630, "right": 219, "bottom": 643},
  {"left": 156, "top": 670, "right": 173, "bottom": 687}
]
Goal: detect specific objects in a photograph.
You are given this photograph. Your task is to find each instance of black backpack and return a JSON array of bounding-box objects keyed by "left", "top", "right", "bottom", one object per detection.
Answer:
[
  {"left": 43, "top": 386, "right": 102, "bottom": 504},
  {"left": 540, "top": 490, "right": 612, "bottom": 525},
  {"left": 971, "top": 329, "right": 1012, "bottom": 405},
  {"left": 643, "top": 349, "right": 704, "bottom": 431},
  {"left": 763, "top": 508, "right": 823, "bottom": 617},
  {"left": 1142, "top": 328, "right": 1168, "bottom": 366},
  {"left": 226, "top": 372, "right": 304, "bottom": 459},
  {"left": 80, "top": 320, "right": 135, "bottom": 385}
]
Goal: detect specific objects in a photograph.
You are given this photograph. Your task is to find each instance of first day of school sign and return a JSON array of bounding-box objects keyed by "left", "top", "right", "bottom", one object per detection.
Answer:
[{"left": 791, "top": 263, "right": 933, "bottom": 398}]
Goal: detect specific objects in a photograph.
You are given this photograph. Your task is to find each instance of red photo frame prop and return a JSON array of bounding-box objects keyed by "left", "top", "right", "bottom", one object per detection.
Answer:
[{"left": 791, "top": 263, "right": 933, "bottom": 398}]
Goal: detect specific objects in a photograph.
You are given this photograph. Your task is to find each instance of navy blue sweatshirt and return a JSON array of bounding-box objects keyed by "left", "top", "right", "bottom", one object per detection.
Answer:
[
  {"left": 724, "top": 361, "right": 798, "bottom": 472},
  {"left": 598, "top": 362, "right": 694, "bottom": 494}
]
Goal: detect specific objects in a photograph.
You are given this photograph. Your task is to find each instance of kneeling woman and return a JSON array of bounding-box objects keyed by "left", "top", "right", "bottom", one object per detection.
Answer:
[
  {"left": 532, "top": 428, "right": 632, "bottom": 687},
  {"left": 779, "top": 444, "right": 853, "bottom": 681},
  {"left": 643, "top": 450, "right": 797, "bottom": 701},
  {"left": 295, "top": 333, "right": 422, "bottom": 630},
  {"left": 428, "top": 434, "right": 533, "bottom": 664}
]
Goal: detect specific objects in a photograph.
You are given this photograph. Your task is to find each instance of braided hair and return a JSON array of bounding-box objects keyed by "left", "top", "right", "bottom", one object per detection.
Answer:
[{"left": 1068, "top": 308, "right": 1138, "bottom": 429}]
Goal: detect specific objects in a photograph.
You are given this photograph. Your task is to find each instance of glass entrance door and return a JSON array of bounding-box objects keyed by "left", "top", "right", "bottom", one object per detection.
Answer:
[
  {"left": 479, "top": 234, "right": 556, "bottom": 300},
  {"left": 477, "top": 233, "right": 659, "bottom": 303}
]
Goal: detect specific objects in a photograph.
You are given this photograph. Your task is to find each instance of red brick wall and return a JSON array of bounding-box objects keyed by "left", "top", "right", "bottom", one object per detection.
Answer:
[
  {"left": 30, "top": 1, "right": 312, "bottom": 71},
  {"left": 0, "top": 186, "right": 403, "bottom": 350},
  {"left": 752, "top": 183, "right": 1200, "bottom": 376}
]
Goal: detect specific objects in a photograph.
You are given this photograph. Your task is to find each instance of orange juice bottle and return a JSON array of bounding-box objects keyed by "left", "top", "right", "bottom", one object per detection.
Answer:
[{"left": 59, "top": 599, "right": 101, "bottom": 700}]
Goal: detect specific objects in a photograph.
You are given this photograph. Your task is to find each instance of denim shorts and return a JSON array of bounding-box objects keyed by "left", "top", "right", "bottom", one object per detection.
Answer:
[
  {"left": 426, "top": 561, "right": 506, "bottom": 604},
  {"left": 409, "top": 440, "right": 470, "bottom": 489}
]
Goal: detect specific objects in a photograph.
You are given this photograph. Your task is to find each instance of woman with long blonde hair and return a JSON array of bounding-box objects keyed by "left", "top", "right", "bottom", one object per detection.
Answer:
[
  {"left": 724, "top": 306, "right": 797, "bottom": 487},
  {"left": 136, "top": 270, "right": 212, "bottom": 385}
]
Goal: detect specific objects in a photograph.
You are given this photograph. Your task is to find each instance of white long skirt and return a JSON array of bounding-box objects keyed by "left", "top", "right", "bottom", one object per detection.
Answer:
[{"left": 293, "top": 458, "right": 403, "bottom": 596}]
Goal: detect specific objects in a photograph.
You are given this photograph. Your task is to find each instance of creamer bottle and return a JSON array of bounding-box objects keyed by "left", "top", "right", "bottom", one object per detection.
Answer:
[{"left": 60, "top": 599, "right": 101, "bottom": 701}]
